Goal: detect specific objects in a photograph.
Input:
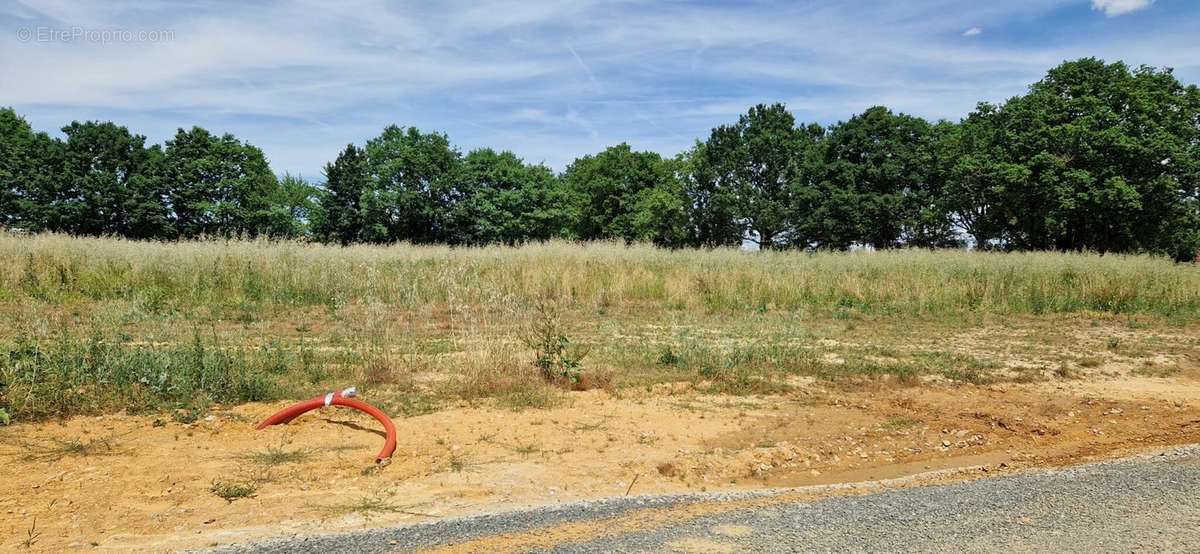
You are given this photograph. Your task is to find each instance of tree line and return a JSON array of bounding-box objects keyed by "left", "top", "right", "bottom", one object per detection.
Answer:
[{"left": 2, "top": 58, "right": 1198, "bottom": 260}]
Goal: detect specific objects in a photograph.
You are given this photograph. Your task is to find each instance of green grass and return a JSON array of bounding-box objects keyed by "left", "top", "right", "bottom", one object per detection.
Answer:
[{"left": 1, "top": 328, "right": 289, "bottom": 420}]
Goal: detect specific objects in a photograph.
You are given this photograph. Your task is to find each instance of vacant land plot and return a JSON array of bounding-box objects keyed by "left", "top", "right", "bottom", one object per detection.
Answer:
[{"left": 1, "top": 234, "right": 1199, "bottom": 551}]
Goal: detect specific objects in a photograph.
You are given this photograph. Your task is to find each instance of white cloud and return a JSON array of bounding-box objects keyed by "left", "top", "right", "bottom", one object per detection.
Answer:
[
  {"left": 1091, "top": 0, "right": 1154, "bottom": 17},
  {"left": 0, "top": 0, "right": 1194, "bottom": 177}
]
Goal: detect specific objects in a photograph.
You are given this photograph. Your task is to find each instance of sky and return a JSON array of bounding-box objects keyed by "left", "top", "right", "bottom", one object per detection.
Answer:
[{"left": 1, "top": 0, "right": 1198, "bottom": 180}]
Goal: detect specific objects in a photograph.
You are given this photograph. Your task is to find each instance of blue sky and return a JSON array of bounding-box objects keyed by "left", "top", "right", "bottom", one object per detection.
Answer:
[{"left": 2, "top": 0, "right": 1197, "bottom": 180}]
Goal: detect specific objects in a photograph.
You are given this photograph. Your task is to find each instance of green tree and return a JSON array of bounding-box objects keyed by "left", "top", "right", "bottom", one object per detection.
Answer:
[
  {"left": 563, "top": 143, "right": 689, "bottom": 246},
  {"left": 957, "top": 58, "right": 1200, "bottom": 259},
  {"left": 811, "top": 106, "right": 951, "bottom": 249},
  {"left": 261, "top": 173, "right": 317, "bottom": 238},
  {"left": 55, "top": 121, "right": 169, "bottom": 238},
  {"left": 0, "top": 108, "right": 63, "bottom": 231},
  {"left": 938, "top": 106, "right": 1014, "bottom": 249},
  {"left": 312, "top": 144, "right": 369, "bottom": 244},
  {"left": 445, "top": 148, "right": 574, "bottom": 245},
  {"left": 677, "top": 142, "right": 745, "bottom": 248},
  {"left": 160, "top": 127, "right": 281, "bottom": 238},
  {"left": 701, "top": 104, "right": 815, "bottom": 248},
  {"left": 361, "top": 125, "right": 460, "bottom": 243}
]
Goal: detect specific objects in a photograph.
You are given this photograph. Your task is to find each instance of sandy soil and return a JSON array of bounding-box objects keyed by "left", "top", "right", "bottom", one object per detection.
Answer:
[{"left": 2, "top": 376, "right": 1200, "bottom": 552}]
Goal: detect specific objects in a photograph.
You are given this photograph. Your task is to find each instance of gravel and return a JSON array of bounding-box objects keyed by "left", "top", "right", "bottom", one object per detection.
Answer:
[{"left": 209, "top": 445, "right": 1200, "bottom": 553}]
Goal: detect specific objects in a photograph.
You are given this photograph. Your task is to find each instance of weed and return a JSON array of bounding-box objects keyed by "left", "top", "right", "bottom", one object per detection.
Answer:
[
  {"left": 0, "top": 408, "right": 10, "bottom": 426},
  {"left": 12, "top": 435, "right": 121, "bottom": 462},
  {"left": 512, "top": 442, "right": 540, "bottom": 457},
  {"left": 882, "top": 416, "right": 921, "bottom": 430},
  {"left": 636, "top": 432, "right": 659, "bottom": 445},
  {"left": 1132, "top": 361, "right": 1179, "bottom": 378},
  {"left": 657, "top": 347, "right": 681, "bottom": 366},
  {"left": 316, "top": 495, "right": 433, "bottom": 519},
  {"left": 172, "top": 399, "right": 211, "bottom": 424},
  {"left": 445, "top": 449, "right": 479, "bottom": 473},
  {"left": 381, "top": 391, "right": 441, "bottom": 418},
  {"left": 1054, "top": 363, "right": 1080, "bottom": 379},
  {"left": 4, "top": 235, "right": 1198, "bottom": 321},
  {"left": 656, "top": 462, "right": 680, "bottom": 477},
  {"left": 569, "top": 419, "right": 610, "bottom": 432},
  {"left": 522, "top": 297, "right": 589, "bottom": 385},
  {"left": 4, "top": 234, "right": 1200, "bottom": 421},
  {"left": 241, "top": 441, "right": 311, "bottom": 467},
  {"left": 479, "top": 434, "right": 540, "bottom": 457},
  {"left": 1, "top": 328, "right": 284, "bottom": 421},
  {"left": 497, "top": 387, "right": 560, "bottom": 411},
  {"left": 210, "top": 480, "right": 257, "bottom": 502},
  {"left": 20, "top": 518, "right": 40, "bottom": 549},
  {"left": 940, "top": 367, "right": 992, "bottom": 385}
]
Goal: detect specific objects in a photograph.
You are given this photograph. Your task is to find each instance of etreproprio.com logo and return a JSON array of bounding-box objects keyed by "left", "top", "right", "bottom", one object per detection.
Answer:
[{"left": 16, "top": 26, "right": 175, "bottom": 44}]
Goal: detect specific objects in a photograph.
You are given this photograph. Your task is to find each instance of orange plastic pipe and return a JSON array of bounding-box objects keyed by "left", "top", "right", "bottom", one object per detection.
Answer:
[{"left": 256, "top": 387, "right": 397, "bottom": 464}]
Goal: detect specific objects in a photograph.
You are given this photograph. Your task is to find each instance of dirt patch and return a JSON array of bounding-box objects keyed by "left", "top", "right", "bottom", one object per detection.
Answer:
[{"left": 2, "top": 378, "right": 1200, "bottom": 552}]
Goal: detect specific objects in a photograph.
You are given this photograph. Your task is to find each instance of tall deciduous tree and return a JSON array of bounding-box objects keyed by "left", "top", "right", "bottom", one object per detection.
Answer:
[
  {"left": 677, "top": 142, "right": 747, "bottom": 248},
  {"left": 938, "top": 105, "right": 1015, "bottom": 249},
  {"left": 445, "top": 148, "right": 573, "bottom": 245},
  {"left": 56, "top": 121, "right": 169, "bottom": 238},
  {"left": 262, "top": 173, "right": 317, "bottom": 238},
  {"left": 0, "top": 108, "right": 61, "bottom": 231},
  {"left": 313, "top": 144, "right": 369, "bottom": 244},
  {"left": 563, "top": 143, "right": 689, "bottom": 246},
  {"left": 701, "top": 104, "right": 815, "bottom": 248},
  {"left": 958, "top": 58, "right": 1200, "bottom": 259},
  {"left": 811, "top": 106, "right": 952, "bottom": 249},
  {"left": 160, "top": 127, "right": 280, "bottom": 238},
  {"left": 361, "top": 125, "right": 460, "bottom": 243}
]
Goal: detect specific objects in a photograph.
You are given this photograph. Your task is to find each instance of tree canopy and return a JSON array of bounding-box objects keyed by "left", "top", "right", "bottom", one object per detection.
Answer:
[{"left": 563, "top": 143, "right": 689, "bottom": 246}]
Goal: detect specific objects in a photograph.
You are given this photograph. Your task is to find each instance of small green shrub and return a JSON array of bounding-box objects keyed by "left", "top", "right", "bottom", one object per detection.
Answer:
[
  {"left": 210, "top": 480, "right": 257, "bottom": 502},
  {"left": 523, "top": 298, "right": 589, "bottom": 385}
]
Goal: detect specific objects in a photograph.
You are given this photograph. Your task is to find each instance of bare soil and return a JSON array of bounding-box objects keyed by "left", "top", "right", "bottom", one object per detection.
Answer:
[{"left": 3, "top": 373, "right": 1200, "bottom": 552}]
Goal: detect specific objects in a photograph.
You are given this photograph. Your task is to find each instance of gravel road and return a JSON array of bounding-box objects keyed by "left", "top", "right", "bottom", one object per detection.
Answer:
[{"left": 211, "top": 445, "right": 1200, "bottom": 553}]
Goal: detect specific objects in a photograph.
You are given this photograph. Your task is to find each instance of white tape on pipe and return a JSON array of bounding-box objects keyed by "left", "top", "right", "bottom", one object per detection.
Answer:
[{"left": 323, "top": 392, "right": 334, "bottom": 407}]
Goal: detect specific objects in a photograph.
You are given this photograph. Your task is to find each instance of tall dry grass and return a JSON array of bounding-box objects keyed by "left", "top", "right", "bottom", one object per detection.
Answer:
[
  {"left": 2, "top": 232, "right": 1197, "bottom": 317},
  {"left": 3, "top": 233, "right": 1199, "bottom": 422}
]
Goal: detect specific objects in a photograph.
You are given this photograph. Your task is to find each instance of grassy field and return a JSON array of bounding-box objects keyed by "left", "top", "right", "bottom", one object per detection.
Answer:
[{"left": 2, "top": 233, "right": 1199, "bottom": 422}]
